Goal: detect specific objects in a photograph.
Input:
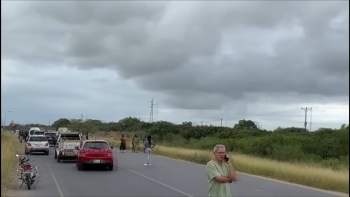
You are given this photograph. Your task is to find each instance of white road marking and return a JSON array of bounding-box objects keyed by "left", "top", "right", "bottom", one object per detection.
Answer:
[
  {"left": 46, "top": 162, "right": 64, "bottom": 197},
  {"left": 154, "top": 154, "right": 349, "bottom": 197},
  {"left": 118, "top": 164, "right": 194, "bottom": 197}
]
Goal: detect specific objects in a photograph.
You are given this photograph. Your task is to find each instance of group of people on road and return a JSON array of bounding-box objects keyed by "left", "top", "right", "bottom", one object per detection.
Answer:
[{"left": 118, "top": 134, "right": 155, "bottom": 165}]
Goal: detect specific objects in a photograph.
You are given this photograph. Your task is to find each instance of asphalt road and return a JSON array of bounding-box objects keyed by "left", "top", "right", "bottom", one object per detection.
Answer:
[{"left": 7, "top": 147, "right": 349, "bottom": 197}]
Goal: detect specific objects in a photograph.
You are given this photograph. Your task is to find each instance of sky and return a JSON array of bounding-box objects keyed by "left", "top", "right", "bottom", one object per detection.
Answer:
[{"left": 1, "top": 1, "right": 349, "bottom": 131}]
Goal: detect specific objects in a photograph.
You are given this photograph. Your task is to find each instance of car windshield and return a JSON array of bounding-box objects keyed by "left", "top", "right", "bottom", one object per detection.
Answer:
[
  {"left": 45, "top": 133, "right": 56, "bottom": 137},
  {"left": 29, "top": 136, "right": 48, "bottom": 141},
  {"left": 61, "top": 135, "right": 80, "bottom": 140},
  {"left": 29, "top": 130, "right": 38, "bottom": 135},
  {"left": 83, "top": 142, "right": 109, "bottom": 150}
]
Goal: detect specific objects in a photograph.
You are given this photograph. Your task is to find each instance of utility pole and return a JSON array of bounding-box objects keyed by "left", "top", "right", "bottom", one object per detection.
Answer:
[
  {"left": 156, "top": 99, "right": 158, "bottom": 122},
  {"left": 221, "top": 118, "right": 222, "bottom": 127},
  {"left": 301, "top": 107, "right": 312, "bottom": 130},
  {"left": 310, "top": 108, "right": 312, "bottom": 131},
  {"left": 149, "top": 98, "right": 155, "bottom": 123},
  {"left": 81, "top": 113, "right": 84, "bottom": 121}
]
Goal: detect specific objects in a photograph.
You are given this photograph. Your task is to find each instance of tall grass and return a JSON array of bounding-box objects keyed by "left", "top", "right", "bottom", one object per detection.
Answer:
[
  {"left": 1, "top": 132, "right": 22, "bottom": 197},
  {"left": 99, "top": 134, "right": 349, "bottom": 194},
  {"left": 154, "top": 146, "right": 349, "bottom": 194}
]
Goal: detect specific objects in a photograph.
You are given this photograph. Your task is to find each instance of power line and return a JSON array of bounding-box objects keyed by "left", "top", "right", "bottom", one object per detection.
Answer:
[
  {"left": 309, "top": 108, "right": 317, "bottom": 131},
  {"left": 311, "top": 107, "right": 349, "bottom": 110}
]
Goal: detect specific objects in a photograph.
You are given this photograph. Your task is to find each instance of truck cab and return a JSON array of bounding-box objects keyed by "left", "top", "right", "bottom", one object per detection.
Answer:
[{"left": 55, "top": 132, "right": 82, "bottom": 162}]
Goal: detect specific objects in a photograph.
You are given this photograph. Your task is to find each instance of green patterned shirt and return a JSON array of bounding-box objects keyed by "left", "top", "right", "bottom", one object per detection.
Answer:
[{"left": 206, "top": 159, "right": 232, "bottom": 197}]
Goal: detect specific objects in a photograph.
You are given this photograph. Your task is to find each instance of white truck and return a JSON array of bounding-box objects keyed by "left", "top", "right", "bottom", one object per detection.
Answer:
[
  {"left": 26, "top": 127, "right": 41, "bottom": 141},
  {"left": 55, "top": 132, "right": 82, "bottom": 162},
  {"left": 57, "top": 127, "right": 69, "bottom": 133}
]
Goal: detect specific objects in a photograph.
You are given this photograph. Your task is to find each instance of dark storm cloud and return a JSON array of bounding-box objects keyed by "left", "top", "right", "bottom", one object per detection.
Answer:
[{"left": 2, "top": 1, "right": 349, "bottom": 110}]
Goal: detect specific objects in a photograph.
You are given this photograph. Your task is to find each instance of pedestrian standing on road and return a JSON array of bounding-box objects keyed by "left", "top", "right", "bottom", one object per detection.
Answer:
[
  {"left": 143, "top": 135, "right": 147, "bottom": 153},
  {"left": 206, "top": 144, "right": 237, "bottom": 197},
  {"left": 144, "top": 135, "right": 155, "bottom": 165},
  {"left": 119, "top": 134, "right": 126, "bottom": 153},
  {"left": 131, "top": 135, "right": 139, "bottom": 153}
]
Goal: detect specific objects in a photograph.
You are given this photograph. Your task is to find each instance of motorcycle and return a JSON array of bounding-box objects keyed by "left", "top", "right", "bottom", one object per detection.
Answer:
[{"left": 16, "top": 154, "right": 38, "bottom": 190}]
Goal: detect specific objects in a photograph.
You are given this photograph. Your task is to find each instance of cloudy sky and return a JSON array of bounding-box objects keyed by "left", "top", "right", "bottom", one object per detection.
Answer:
[{"left": 1, "top": 1, "right": 349, "bottom": 131}]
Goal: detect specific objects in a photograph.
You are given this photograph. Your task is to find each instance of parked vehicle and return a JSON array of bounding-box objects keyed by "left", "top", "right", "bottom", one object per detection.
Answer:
[
  {"left": 33, "top": 130, "right": 45, "bottom": 136},
  {"left": 27, "top": 127, "right": 41, "bottom": 140},
  {"left": 25, "top": 135, "right": 50, "bottom": 155},
  {"left": 55, "top": 132, "right": 82, "bottom": 162},
  {"left": 44, "top": 131, "right": 58, "bottom": 146},
  {"left": 76, "top": 140, "right": 115, "bottom": 171},
  {"left": 57, "top": 127, "right": 69, "bottom": 133},
  {"left": 16, "top": 154, "right": 38, "bottom": 190}
]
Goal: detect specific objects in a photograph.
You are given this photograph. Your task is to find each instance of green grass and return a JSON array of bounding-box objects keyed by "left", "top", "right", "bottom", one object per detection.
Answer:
[
  {"left": 99, "top": 134, "right": 349, "bottom": 194},
  {"left": 1, "top": 132, "right": 22, "bottom": 197}
]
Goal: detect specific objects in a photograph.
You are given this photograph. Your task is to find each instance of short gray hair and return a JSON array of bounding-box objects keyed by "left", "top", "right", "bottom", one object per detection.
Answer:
[{"left": 213, "top": 144, "right": 226, "bottom": 152}]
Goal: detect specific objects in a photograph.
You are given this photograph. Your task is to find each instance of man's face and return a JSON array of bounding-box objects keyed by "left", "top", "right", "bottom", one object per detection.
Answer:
[{"left": 214, "top": 147, "right": 225, "bottom": 161}]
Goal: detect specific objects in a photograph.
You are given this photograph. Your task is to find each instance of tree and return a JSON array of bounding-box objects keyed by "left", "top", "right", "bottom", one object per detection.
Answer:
[
  {"left": 234, "top": 119, "right": 258, "bottom": 129},
  {"left": 52, "top": 118, "right": 71, "bottom": 129},
  {"left": 340, "top": 124, "right": 349, "bottom": 131}
]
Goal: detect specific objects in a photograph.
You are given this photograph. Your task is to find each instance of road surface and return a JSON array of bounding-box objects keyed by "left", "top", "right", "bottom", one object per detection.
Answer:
[{"left": 7, "top": 147, "right": 349, "bottom": 197}]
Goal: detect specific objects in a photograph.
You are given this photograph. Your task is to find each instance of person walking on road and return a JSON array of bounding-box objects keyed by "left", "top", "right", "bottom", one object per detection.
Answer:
[
  {"left": 206, "top": 144, "right": 237, "bottom": 197},
  {"left": 131, "top": 134, "right": 139, "bottom": 153},
  {"left": 119, "top": 134, "right": 126, "bottom": 153},
  {"left": 144, "top": 135, "right": 155, "bottom": 165},
  {"left": 143, "top": 135, "right": 147, "bottom": 153}
]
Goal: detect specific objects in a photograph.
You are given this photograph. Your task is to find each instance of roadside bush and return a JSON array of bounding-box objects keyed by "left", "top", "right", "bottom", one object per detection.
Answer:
[{"left": 1, "top": 132, "right": 22, "bottom": 197}]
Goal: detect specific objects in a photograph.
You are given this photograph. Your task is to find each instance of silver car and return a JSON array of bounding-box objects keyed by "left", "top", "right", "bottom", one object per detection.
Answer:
[{"left": 25, "top": 135, "right": 50, "bottom": 155}]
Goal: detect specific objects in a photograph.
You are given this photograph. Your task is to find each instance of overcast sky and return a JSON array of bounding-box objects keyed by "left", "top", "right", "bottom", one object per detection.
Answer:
[{"left": 1, "top": 1, "right": 349, "bottom": 131}]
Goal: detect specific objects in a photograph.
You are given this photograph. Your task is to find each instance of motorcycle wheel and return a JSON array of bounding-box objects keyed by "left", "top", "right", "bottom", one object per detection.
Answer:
[{"left": 25, "top": 177, "right": 31, "bottom": 190}]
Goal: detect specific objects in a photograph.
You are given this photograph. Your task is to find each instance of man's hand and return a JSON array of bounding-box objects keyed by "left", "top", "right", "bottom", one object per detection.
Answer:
[
  {"left": 215, "top": 176, "right": 233, "bottom": 183},
  {"left": 228, "top": 175, "right": 235, "bottom": 183}
]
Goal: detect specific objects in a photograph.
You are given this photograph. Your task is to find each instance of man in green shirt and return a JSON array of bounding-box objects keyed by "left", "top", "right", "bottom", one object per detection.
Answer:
[{"left": 206, "top": 144, "right": 237, "bottom": 197}]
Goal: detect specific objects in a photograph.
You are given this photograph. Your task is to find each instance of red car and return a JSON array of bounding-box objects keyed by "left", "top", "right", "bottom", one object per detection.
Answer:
[{"left": 75, "top": 140, "right": 115, "bottom": 171}]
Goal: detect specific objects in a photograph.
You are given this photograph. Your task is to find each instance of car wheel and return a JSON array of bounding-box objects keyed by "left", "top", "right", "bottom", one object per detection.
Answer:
[
  {"left": 54, "top": 151, "right": 57, "bottom": 159},
  {"left": 108, "top": 165, "right": 114, "bottom": 171},
  {"left": 46, "top": 151, "right": 49, "bottom": 155},
  {"left": 77, "top": 164, "right": 83, "bottom": 171}
]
